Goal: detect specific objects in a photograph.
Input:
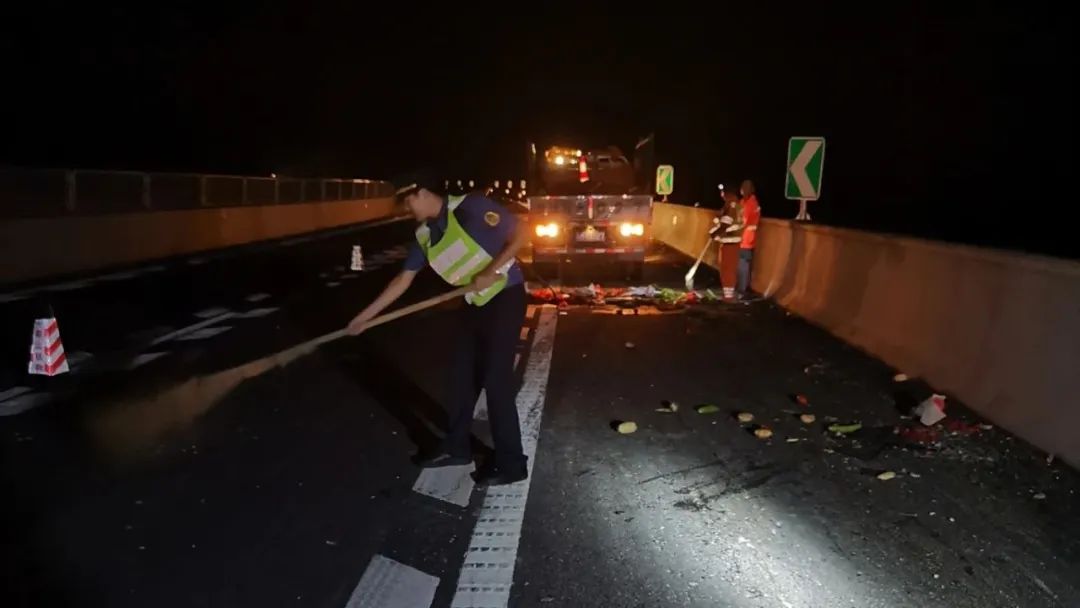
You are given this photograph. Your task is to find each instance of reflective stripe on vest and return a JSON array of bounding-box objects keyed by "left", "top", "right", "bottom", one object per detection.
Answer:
[{"left": 415, "top": 195, "right": 512, "bottom": 306}]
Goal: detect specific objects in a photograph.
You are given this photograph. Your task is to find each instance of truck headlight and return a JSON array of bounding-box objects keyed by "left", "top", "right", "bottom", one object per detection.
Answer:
[
  {"left": 619, "top": 222, "right": 644, "bottom": 237},
  {"left": 535, "top": 223, "right": 560, "bottom": 237}
]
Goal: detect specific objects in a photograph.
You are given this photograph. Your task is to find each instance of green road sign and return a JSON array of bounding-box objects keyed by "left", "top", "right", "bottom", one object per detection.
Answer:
[
  {"left": 785, "top": 137, "right": 825, "bottom": 200},
  {"left": 656, "top": 165, "right": 674, "bottom": 196}
]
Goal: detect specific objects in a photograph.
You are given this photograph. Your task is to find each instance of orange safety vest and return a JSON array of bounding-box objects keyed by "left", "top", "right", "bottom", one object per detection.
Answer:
[{"left": 740, "top": 195, "right": 760, "bottom": 249}]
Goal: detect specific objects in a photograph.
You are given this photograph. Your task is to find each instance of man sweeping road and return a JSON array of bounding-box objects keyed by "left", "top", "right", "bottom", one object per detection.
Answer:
[{"left": 347, "top": 172, "right": 530, "bottom": 486}]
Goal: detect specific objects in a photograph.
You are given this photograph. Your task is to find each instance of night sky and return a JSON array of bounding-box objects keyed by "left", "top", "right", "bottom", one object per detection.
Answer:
[{"left": 1, "top": 5, "right": 1074, "bottom": 257}]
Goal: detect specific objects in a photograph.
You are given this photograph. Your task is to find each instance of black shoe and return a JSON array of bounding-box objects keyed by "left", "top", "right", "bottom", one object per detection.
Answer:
[
  {"left": 471, "top": 463, "right": 528, "bottom": 486},
  {"left": 413, "top": 452, "right": 472, "bottom": 468}
]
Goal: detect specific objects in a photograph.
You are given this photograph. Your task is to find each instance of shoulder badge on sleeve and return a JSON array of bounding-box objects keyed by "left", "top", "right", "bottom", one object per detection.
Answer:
[{"left": 484, "top": 211, "right": 500, "bottom": 227}]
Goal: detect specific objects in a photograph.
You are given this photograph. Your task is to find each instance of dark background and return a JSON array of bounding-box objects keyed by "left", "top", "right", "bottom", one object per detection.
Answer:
[{"left": 1, "top": 4, "right": 1074, "bottom": 257}]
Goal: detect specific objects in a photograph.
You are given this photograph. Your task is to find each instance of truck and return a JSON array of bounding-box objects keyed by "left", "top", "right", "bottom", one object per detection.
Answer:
[{"left": 525, "top": 136, "right": 655, "bottom": 280}]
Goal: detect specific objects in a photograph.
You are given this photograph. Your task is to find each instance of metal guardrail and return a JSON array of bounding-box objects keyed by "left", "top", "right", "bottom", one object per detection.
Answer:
[{"left": 0, "top": 167, "right": 394, "bottom": 219}]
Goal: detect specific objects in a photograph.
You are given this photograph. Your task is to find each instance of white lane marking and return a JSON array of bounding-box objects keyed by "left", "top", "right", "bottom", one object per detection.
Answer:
[
  {"left": 341, "top": 273, "right": 359, "bottom": 280},
  {"left": 451, "top": 306, "right": 557, "bottom": 608},
  {"left": 513, "top": 353, "right": 521, "bottom": 370},
  {"left": 0, "top": 387, "right": 32, "bottom": 402},
  {"left": 44, "top": 279, "right": 94, "bottom": 292},
  {"left": 0, "top": 292, "right": 30, "bottom": 304},
  {"left": 97, "top": 270, "right": 142, "bottom": 281},
  {"left": 176, "top": 326, "right": 232, "bottom": 341},
  {"left": 412, "top": 463, "right": 476, "bottom": 507},
  {"left": 326, "top": 281, "right": 342, "bottom": 288},
  {"left": 127, "top": 352, "right": 169, "bottom": 369},
  {"left": 151, "top": 313, "right": 235, "bottom": 345},
  {"left": 194, "top": 307, "right": 231, "bottom": 319},
  {"left": 187, "top": 257, "right": 208, "bottom": 265},
  {"left": 245, "top": 293, "right": 271, "bottom": 303},
  {"left": 345, "top": 554, "right": 439, "bottom": 608},
  {"left": 67, "top": 351, "right": 94, "bottom": 369},
  {"left": 415, "top": 389, "right": 487, "bottom": 504},
  {"left": 236, "top": 307, "right": 279, "bottom": 319},
  {"left": 474, "top": 389, "right": 488, "bottom": 421},
  {"left": 518, "top": 327, "right": 530, "bottom": 342},
  {"left": 0, "top": 391, "right": 53, "bottom": 417},
  {"left": 526, "top": 305, "right": 537, "bottom": 319}
]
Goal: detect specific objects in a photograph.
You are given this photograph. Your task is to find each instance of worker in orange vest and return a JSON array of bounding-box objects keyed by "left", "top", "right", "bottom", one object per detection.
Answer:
[{"left": 736, "top": 180, "right": 761, "bottom": 299}]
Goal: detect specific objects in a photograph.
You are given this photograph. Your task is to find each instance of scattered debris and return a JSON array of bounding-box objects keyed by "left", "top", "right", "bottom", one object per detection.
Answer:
[
  {"left": 898, "top": 425, "right": 941, "bottom": 445},
  {"left": 786, "top": 437, "right": 802, "bottom": 443},
  {"left": 909, "top": 472, "right": 922, "bottom": 478},
  {"left": 754, "top": 428, "right": 774, "bottom": 440},
  {"left": 828, "top": 423, "right": 863, "bottom": 435},
  {"left": 1047, "top": 454, "right": 1056, "bottom": 466},
  {"left": 800, "top": 414, "right": 816, "bottom": 424},
  {"left": 625, "top": 341, "right": 635, "bottom": 349},
  {"left": 914, "top": 394, "right": 947, "bottom": 426},
  {"left": 980, "top": 423, "right": 994, "bottom": 431},
  {"left": 794, "top": 394, "right": 810, "bottom": 407},
  {"left": 1033, "top": 492, "right": 1046, "bottom": 500},
  {"left": 655, "top": 401, "right": 679, "bottom": 413},
  {"left": 695, "top": 404, "right": 720, "bottom": 415},
  {"left": 616, "top": 421, "right": 638, "bottom": 434},
  {"left": 737, "top": 412, "right": 755, "bottom": 423},
  {"left": 877, "top": 471, "right": 897, "bottom": 481},
  {"left": 325, "top": 540, "right": 338, "bottom": 546},
  {"left": 943, "top": 419, "right": 982, "bottom": 435},
  {"left": 893, "top": 373, "right": 909, "bottom": 382}
]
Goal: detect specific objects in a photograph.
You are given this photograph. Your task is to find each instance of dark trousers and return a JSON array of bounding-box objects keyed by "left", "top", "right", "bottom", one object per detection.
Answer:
[
  {"left": 736, "top": 248, "right": 754, "bottom": 295},
  {"left": 442, "top": 283, "right": 527, "bottom": 471}
]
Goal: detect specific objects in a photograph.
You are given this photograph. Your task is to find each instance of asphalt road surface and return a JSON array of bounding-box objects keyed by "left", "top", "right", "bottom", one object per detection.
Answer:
[{"left": 2, "top": 221, "right": 1078, "bottom": 608}]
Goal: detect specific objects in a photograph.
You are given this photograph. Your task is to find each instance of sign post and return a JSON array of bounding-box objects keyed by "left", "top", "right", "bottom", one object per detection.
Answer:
[
  {"left": 655, "top": 165, "right": 674, "bottom": 201},
  {"left": 784, "top": 137, "right": 825, "bottom": 221}
]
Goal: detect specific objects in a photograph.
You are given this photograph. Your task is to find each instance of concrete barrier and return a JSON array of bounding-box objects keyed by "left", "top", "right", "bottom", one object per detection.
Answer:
[
  {"left": 2, "top": 198, "right": 400, "bottom": 285},
  {"left": 651, "top": 202, "right": 1080, "bottom": 468}
]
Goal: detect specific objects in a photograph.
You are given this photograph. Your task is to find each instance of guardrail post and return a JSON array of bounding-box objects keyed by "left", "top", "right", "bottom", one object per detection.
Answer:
[
  {"left": 65, "top": 170, "right": 77, "bottom": 212},
  {"left": 142, "top": 174, "right": 152, "bottom": 209}
]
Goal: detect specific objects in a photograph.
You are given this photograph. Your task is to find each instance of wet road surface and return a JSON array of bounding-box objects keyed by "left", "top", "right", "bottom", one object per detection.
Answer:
[{"left": 2, "top": 225, "right": 1078, "bottom": 607}]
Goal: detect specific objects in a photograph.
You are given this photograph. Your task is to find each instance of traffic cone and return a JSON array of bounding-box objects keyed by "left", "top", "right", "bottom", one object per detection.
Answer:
[
  {"left": 28, "top": 317, "right": 69, "bottom": 376},
  {"left": 350, "top": 245, "right": 365, "bottom": 271}
]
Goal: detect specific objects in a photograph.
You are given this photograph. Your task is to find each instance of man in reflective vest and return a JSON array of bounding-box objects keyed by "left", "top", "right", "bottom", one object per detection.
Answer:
[
  {"left": 737, "top": 179, "right": 761, "bottom": 299},
  {"left": 347, "top": 171, "right": 530, "bottom": 486}
]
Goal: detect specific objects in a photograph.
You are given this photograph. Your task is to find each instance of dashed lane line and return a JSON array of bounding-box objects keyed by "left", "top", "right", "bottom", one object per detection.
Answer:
[
  {"left": 345, "top": 554, "right": 439, "bottom": 608},
  {"left": 150, "top": 312, "right": 235, "bottom": 345},
  {"left": 235, "top": 307, "right": 279, "bottom": 319},
  {"left": 127, "top": 352, "right": 169, "bottom": 370},
  {"left": 194, "top": 307, "right": 232, "bottom": 319},
  {"left": 175, "top": 326, "right": 233, "bottom": 341},
  {"left": 450, "top": 305, "right": 557, "bottom": 608}
]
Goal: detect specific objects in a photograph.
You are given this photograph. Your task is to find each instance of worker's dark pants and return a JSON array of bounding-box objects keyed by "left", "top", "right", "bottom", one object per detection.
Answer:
[
  {"left": 737, "top": 248, "right": 754, "bottom": 295},
  {"left": 442, "top": 283, "right": 527, "bottom": 472}
]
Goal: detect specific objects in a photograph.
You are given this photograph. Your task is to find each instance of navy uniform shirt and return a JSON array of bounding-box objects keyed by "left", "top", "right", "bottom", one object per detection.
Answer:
[{"left": 404, "top": 193, "right": 524, "bottom": 286}]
